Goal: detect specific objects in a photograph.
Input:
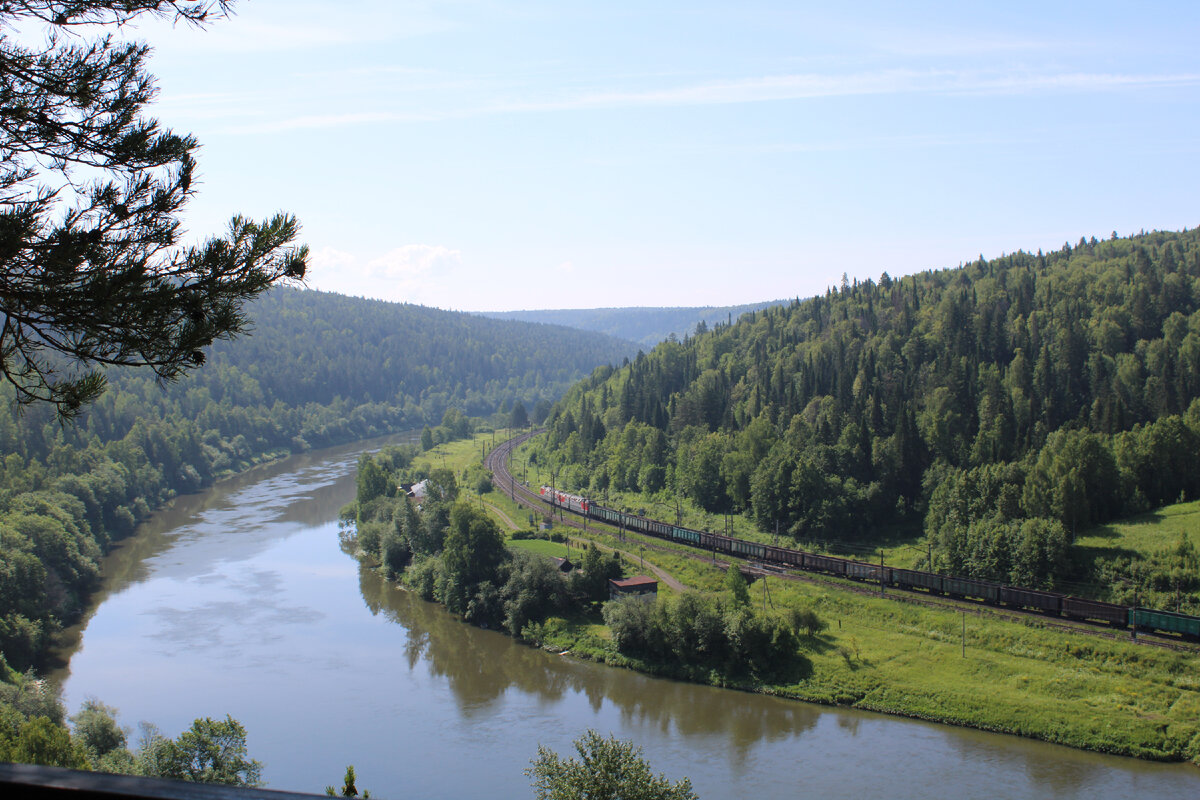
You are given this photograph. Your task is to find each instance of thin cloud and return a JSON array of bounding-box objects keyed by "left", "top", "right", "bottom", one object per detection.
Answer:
[
  {"left": 309, "top": 246, "right": 358, "bottom": 272},
  {"left": 219, "top": 110, "right": 439, "bottom": 134},
  {"left": 501, "top": 69, "right": 1200, "bottom": 112},
  {"left": 368, "top": 245, "right": 462, "bottom": 279},
  {"left": 218, "top": 67, "right": 1200, "bottom": 134},
  {"left": 306, "top": 244, "right": 463, "bottom": 305},
  {"left": 945, "top": 71, "right": 1200, "bottom": 94}
]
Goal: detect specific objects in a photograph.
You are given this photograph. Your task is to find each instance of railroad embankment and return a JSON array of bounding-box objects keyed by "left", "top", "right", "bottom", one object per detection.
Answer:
[
  {"left": 480, "top": 439, "right": 1200, "bottom": 766},
  {"left": 516, "top": 559, "right": 1200, "bottom": 765}
]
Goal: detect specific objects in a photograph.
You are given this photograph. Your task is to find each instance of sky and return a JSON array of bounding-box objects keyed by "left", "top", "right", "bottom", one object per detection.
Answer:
[{"left": 69, "top": 1, "right": 1200, "bottom": 310}]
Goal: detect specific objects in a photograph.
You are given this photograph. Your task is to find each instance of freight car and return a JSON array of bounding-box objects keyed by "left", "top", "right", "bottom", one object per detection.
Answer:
[
  {"left": 1131, "top": 607, "right": 1200, "bottom": 638},
  {"left": 891, "top": 568, "right": 943, "bottom": 594},
  {"left": 1000, "top": 586, "right": 1062, "bottom": 615},
  {"left": 540, "top": 490, "right": 1199, "bottom": 640},
  {"left": 1062, "top": 597, "right": 1128, "bottom": 627},
  {"left": 943, "top": 576, "right": 1000, "bottom": 603}
]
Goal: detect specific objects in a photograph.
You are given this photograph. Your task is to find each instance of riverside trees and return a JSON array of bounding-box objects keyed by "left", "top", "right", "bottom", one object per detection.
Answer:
[
  {"left": 347, "top": 446, "right": 811, "bottom": 681},
  {"left": 0, "top": 670, "right": 261, "bottom": 786},
  {"left": 527, "top": 730, "right": 697, "bottom": 800}
]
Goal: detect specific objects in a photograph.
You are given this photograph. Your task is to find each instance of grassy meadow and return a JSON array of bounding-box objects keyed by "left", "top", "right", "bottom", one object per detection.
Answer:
[
  {"left": 1073, "top": 500, "right": 1200, "bottom": 564},
  {"left": 485, "top": 440, "right": 1200, "bottom": 764}
]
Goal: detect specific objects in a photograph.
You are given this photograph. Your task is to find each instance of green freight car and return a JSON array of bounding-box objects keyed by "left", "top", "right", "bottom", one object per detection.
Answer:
[{"left": 1131, "top": 607, "right": 1200, "bottom": 638}]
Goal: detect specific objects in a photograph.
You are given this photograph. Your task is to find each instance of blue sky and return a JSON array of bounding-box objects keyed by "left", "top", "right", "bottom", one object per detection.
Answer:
[{"left": 113, "top": 1, "right": 1200, "bottom": 310}]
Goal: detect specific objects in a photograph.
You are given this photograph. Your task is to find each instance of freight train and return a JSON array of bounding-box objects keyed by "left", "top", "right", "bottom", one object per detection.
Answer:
[{"left": 539, "top": 487, "right": 1200, "bottom": 639}]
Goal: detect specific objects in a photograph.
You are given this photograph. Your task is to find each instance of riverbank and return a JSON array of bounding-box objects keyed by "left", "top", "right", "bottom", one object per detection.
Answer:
[
  {"left": 470, "top": 480, "right": 1200, "bottom": 766},
  {"left": 521, "top": 577, "right": 1200, "bottom": 765},
  {"left": 54, "top": 438, "right": 1200, "bottom": 798}
]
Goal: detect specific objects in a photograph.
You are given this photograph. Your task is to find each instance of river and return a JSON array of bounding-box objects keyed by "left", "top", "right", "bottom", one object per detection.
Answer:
[{"left": 50, "top": 437, "right": 1200, "bottom": 799}]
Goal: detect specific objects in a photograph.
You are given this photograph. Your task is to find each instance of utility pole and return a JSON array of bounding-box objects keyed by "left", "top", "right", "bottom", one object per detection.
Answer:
[
  {"left": 961, "top": 611, "right": 966, "bottom": 658},
  {"left": 1132, "top": 584, "right": 1138, "bottom": 641}
]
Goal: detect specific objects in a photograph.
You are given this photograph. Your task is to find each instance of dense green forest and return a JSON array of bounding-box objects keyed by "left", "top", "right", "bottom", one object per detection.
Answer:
[
  {"left": 482, "top": 302, "right": 781, "bottom": 349},
  {"left": 197, "top": 289, "right": 637, "bottom": 415},
  {"left": 0, "top": 288, "right": 633, "bottom": 672},
  {"left": 532, "top": 229, "right": 1200, "bottom": 610}
]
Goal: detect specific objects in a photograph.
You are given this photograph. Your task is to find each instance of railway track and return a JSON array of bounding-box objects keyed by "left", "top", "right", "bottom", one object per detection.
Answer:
[{"left": 484, "top": 431, "right": 1200, "bottom": 654}]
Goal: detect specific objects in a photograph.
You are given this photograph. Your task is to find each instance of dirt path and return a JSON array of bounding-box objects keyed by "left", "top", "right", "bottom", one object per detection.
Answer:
[{"left": 484, "top": 500, "right": 521, "bottom": 531}]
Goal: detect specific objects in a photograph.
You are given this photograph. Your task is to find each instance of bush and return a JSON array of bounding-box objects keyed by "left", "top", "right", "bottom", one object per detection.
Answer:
[
  {"left": 511, "top": 529, "right": 547, "bottom": 541},
  {"left": 788, "top": 606, "right": 827, "bottom": 637},
  {"left": 404, "top": 555, "right": 443, "bottom": 601},
  {"left": 602, "top": 592, "right": 800, "bottom": 678}
]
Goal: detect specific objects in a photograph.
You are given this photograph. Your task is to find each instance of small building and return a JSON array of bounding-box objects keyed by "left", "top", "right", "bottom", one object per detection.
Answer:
[
  {"left": 406, "top": 479, "right": 429, "bottom": 501},
  {"left": 551, "top": 557, "right": 574, "bottom": 573},
  {"left": 608, "top": 576, "right": 658, "bottom": 601}
]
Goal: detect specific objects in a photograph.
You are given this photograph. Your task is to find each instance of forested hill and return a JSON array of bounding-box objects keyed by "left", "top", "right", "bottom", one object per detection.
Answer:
[
  {"left": 480, "top": 301, "right": 782, "bottom": 349},
  {"left": 535, "top": 228, "right": 1200, "bottom": 604},
  {"left": 2, "top": 288, "right": 638, "bottom": 466},
  {"left": 0, "top": 288, "right": 633, "bottom": 672},
  {"left": 187, "top": 289, "right": 638, "bottom": 415}
]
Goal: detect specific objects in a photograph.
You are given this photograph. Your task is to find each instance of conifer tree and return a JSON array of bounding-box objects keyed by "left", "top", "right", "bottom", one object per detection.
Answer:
[{"left": 0, "top": 1, "right": 307, "bottom": 416}]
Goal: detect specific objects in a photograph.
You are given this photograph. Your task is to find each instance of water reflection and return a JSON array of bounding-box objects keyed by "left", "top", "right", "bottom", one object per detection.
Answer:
[
  {"left": 50, "top": 433, "right": 416, "bottom": 670},
  {"left": 362, "top": 563, "right": 824, "bottom": 760},
  {"left": 50, "top": 433, "right": 1200, "bottom": 800},
  {"left": 351, "top": 530, "right": 1200, "bottom": 797}
]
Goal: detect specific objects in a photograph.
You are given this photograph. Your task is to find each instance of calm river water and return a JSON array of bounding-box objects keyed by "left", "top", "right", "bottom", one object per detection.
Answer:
[{"left": 50, "top": 437, "right": 1200, "bottom": 799}]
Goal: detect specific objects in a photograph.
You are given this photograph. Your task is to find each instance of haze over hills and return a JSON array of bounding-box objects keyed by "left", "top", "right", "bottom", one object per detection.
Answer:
[
  {"left": 197, "top": 289, "right": 640, "bottom": 416},
  {"left": 480, "top": 301, "right": 784, "bottom": 349}
]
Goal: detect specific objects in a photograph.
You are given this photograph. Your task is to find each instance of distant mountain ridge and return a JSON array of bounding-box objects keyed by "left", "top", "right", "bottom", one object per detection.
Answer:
[{"left": 480, "top": 301, "right": 784, "bottom": 349}]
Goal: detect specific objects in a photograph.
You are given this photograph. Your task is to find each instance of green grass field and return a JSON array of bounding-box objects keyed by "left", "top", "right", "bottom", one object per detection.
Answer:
[
  {"left": 490, "top": 438, "right": 1200, "bottom": 763},
  {"left": 508, "top": 538, "right": 570, "bottom": 558},
  {"left": 1074, "top": 500, "right": 1200, "bottom": 560},
  {"left": 415, "top": 428, "right": 517, "bottom": 476},
  {"left": 528, "top": 553, "right": 1200, "bottom": 763},
  {"left": 765, "top": 579, "right": 1200, "bottom": 760}
]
